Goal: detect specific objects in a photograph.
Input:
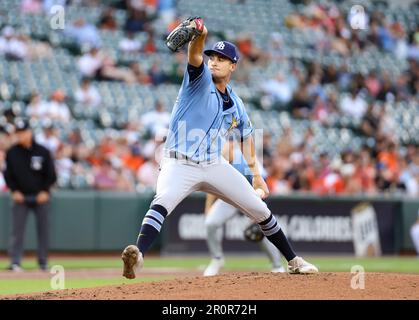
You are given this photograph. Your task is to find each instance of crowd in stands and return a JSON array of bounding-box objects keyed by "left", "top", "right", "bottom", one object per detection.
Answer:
[{"left": 0, "top": 0, "right": 418, "bottom": 196}]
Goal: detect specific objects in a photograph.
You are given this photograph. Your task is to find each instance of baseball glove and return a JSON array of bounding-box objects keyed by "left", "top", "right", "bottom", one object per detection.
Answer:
[
  {"left": 166, "top": 16, "right": 204, "bottom": 52},
  {"left": 244, "top": 223, "right": 264, "bottom": 243}
]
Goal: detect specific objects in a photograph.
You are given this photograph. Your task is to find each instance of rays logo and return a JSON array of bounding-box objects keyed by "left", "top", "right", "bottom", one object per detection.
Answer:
[
  {"left": 229, "top": 116, "right": 238, "bottom": 131},
  {"left": 215, "top": 41, "right": 225, "bottom": 50}
]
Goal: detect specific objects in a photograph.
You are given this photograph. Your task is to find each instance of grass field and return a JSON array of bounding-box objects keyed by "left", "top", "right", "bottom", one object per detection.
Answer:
[{"left": 0, "top": 255, "right": 418, "bottom": 296}]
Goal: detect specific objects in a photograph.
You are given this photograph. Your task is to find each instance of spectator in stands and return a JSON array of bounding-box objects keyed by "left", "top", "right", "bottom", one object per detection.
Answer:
[
  {"left": 78, "top": 47, "right": 136, "bottom": 83},
  {"left": 44, "top": 90, "right": 71, "bottom": 124},
  {"left": 260, "top": 72, "right": 293, "bottom": 110},
  {"left": 312, "top": 91, "right": 338, "bottom": 124},
  {"left": 124, "top": 8, "right": 149, "bottom": 33},
  {"left": 378, "top": 21, "right": 396, "bottom": 52},
  {"left": 140, "top": 100, "right": 170, "bottom": 137},
  {"left": 54, "top": 144, "right": 73, "bottom": 188},
  {"left": 377, "top": 106, "right": 396, "bottom": 139},
  {"left": 148, "top": 60, "right": 167, "bottom": 85},
  {"left": 168, "top": 51, "right": 186, "bottom": 84},
  {"left": 266, "top": 156, "right": 291, "bottom": 195},
  {"left": 376, "top": 75, "right": 397, "bottom": 102},
  {"left": 322, "top": 158, "right": 345, "bottom": 194},
  {"left": 364, "top": 71, "right": 381, "bottom": 97},
  {"left": 394, "top": 73, "right": 411, "bottom": 101},
  {"left": 337, "top": 63, "right": 352, "bottom": 90},
  {"left": 321, "top": 65, "right": 339, "bottom": 85},
  {"left": 236, "top": 33, "right": 266, "bottom": 63},
  {"left": 43, "top": 0, "right": 66, "bottom": 13},
  {"left": 118, "top": 31, "right": 142, "bottom": 53},
  {"left": 360, "top": 103, "right": 380, "bottom": 138},
  {"left": 65, "top": 18, "right": 101, "bottom": 49},
  {"left": 0, "top": 26, "right": 28, "bottom": 61},
  {"left": 115, "top": 166, "right": 135, "bottom": 192},
  {"left": 157, "top": 0, "right": 176, "bottom": 25},
  {"left": 74, "top": 78, "right": 102, "bottom": 108},
  {"left": 21, "top": 0, "right": 43, "bottom": 15},
  {"left": 129, "top": 0, "right": 156, "bottom": 15},
  {"left": 142, "top": 31, "right": 157, "bottom": 54},
  {"left": 339, "top": 87, "right": 367, "bottom": 120},
  {"left": 77, "top": 47, "right": 104, "bottom": 78},
  {"left": 98, "top": 7, "right": 118, "bottom": 31},
  {"left": 165, "top": 14, "right": 183, "bottom": 35},
  {"left": 290, "top": 83, "right": 313, "bottom": 118},
  {"left": 130, "top": 62, "right": 152, "bottom": 84},
  {"left": 399, "top": 156, "right": 418, "bottom": 196},
  {"left": 94, "top": 159, "right": 118, "bottom": 190},
  {"left": 36, "top": 123, "right": 61, "bottom": 155},
  {"left": 136, "top": 134, "right": 162, "bottom": 190},
  {"left": 267, "top": 32, "right": 285, "bottom": 62},
  {"left": 26, "top": 93, "right": 49, "bottom": 120}
]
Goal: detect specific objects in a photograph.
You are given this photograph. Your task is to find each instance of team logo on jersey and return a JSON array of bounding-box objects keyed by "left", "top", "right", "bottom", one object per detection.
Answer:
[
  {"left": 228, "top": 116, "right": 238, "bottom": 131},
  {"left": 30, "top": 156, "right": 43, "bottom": 171},
  {"left": 215, "top": 41, "right": 225, "bottom": 50}
]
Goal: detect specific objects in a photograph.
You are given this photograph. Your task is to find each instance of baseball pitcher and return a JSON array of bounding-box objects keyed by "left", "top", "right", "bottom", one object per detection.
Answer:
[{"left": 122, "top": 17, "right": 318, "bottom": 279}]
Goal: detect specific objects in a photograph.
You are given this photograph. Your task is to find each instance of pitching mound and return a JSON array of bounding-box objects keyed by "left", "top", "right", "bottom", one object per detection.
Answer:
[{"left": 3, "top": 272, "right": 419, "bottom": 300}]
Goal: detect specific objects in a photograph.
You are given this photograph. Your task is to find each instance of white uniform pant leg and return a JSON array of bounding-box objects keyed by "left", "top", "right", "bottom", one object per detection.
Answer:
[
  {"left": 205, "top": 200, "right": 238, "bottom": 259},
  {"left": 151, "top": 158, "right": 203, "bottom": 215},
  {"left": 410, "top": 223, "right": 419, "bottom": 255},
  {"left": 202, "top": 160, "right": 271, "bottom": 223}
]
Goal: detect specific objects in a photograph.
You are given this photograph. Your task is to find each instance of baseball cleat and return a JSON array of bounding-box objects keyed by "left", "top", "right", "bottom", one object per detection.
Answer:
[
  {"left": 287, "top": 256, "right": 319, "bottom": 274},
  {"left": 271, "top": 266, "right": 286, "bottom": 273},
  {"left": 7, "top": 264, "right": 23, "bottom": 273},
  {"left": 122, "top": 245, "right": 143, "bottom": 279},
  {"left": 203, "top": 258, "right": 225, "bottom": 277}
]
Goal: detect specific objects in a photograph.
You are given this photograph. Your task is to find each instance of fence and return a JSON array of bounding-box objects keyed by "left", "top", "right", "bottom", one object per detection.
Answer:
[{"left": 0, "top": 191, "right": 417, "bottom": 254}]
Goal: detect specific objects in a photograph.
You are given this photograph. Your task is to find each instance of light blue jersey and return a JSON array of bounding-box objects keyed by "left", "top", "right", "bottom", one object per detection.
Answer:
[
  {"left": 231, "top": 148, "right": 253, "bottom": 184},
  {"left": 164, "top": 63, "right": 253, "bottom": 162},
  {"left": 231, "top": 147, "right": 267, "bottom": 185}
]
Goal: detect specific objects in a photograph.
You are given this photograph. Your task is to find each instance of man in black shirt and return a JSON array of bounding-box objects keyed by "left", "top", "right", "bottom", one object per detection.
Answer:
[{"left": 3, "top": 118, "right": 57, "bottom": 271}]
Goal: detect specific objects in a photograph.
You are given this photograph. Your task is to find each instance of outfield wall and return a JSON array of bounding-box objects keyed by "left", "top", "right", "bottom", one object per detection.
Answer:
[{"left": 0, "top": 191, "right": 417, "bottom": 254}]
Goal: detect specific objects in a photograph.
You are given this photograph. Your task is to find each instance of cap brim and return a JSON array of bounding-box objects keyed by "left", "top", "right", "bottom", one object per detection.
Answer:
[{"left": 204, "top": 49, "right": 237, "bottom": 63}]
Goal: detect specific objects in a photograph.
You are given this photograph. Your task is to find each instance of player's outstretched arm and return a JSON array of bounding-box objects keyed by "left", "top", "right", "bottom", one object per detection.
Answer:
[{"left": 188, "top": 22, "right": 207, "bottom": 67}]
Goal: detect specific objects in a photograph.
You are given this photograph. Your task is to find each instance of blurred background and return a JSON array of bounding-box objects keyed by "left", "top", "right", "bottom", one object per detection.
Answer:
[{"left": 0, "top": 0, "right": 418, "bottom": 290}]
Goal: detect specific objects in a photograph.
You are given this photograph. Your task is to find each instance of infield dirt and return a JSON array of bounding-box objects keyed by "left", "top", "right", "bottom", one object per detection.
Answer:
[{"left": 2, "top": 272, "right": 419, "bottom": 300}]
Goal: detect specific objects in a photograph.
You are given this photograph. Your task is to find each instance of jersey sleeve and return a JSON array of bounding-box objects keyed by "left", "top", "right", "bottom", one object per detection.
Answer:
[
  {"left": 183, "top": 62, "right": 212, "bottom": 91},
  {"left": 187, "top": 62, "right": 204, "bottom": 82}
]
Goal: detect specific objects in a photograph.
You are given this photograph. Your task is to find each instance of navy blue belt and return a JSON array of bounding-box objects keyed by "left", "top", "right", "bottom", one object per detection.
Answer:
[{"left": 168, "top": 150, "right": 203, "bottom": 164}]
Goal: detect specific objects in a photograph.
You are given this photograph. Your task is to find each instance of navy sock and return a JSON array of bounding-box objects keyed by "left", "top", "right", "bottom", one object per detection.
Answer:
[
  {"left": 136, "top": 204, "right": 168, "bottom": 256},
  {"left": 259, "top": 214, "right": 297, "bottom": 262}
]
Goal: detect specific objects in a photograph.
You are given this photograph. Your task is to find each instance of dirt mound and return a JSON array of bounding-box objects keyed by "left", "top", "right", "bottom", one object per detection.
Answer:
[{"left": 3, "top": 272, "right": 419, "bottom": 300}]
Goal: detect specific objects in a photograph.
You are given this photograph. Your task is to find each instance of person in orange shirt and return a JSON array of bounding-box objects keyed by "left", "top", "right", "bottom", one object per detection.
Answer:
[{"left": 378, "top": 141, "right": 399, "bottom": 181}]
